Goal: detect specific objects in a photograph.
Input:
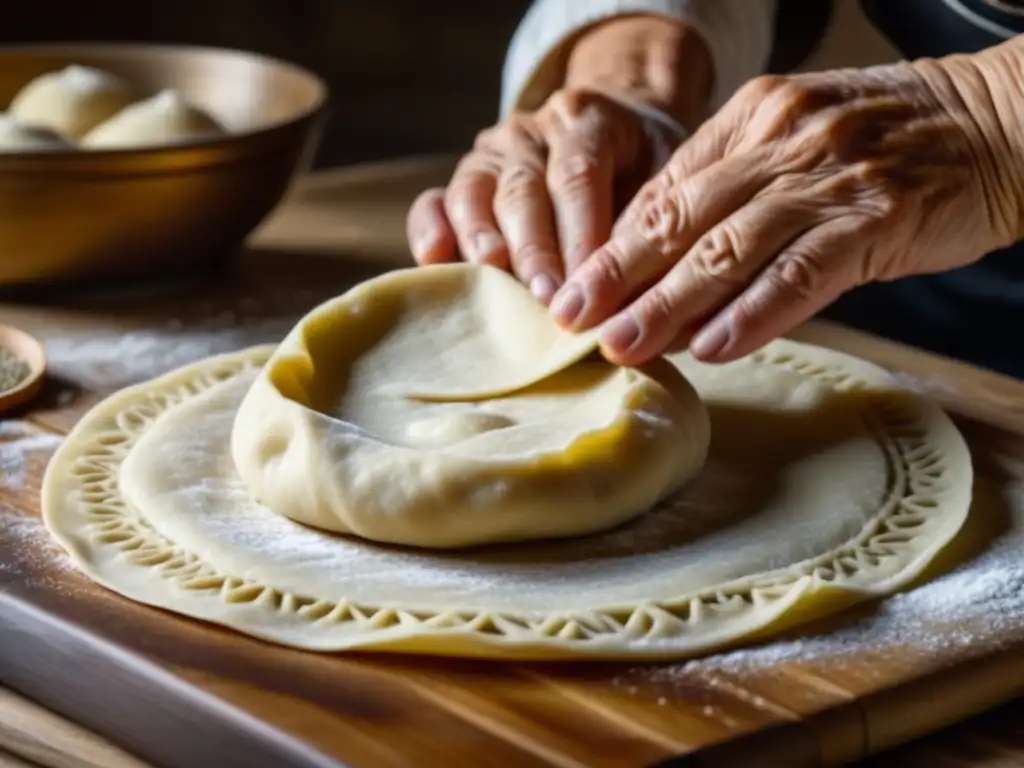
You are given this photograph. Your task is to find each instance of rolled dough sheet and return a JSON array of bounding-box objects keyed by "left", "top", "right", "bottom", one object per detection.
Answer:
[{"left": 42, "top": 338, "right": 972, "bottom": 660}]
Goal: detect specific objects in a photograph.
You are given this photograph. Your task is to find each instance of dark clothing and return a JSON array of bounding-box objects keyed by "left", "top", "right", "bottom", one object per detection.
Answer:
[{"left": 815, "top": 0, "right": 1024, "bottom": 378}]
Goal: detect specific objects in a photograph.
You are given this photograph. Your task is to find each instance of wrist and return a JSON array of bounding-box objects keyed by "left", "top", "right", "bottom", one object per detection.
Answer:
[
  {"left": 927, "top": 38, "right": 1024, "bottom": 245},
  {"left": 564, "top": 15, "right": 713, "bottom": 133}
]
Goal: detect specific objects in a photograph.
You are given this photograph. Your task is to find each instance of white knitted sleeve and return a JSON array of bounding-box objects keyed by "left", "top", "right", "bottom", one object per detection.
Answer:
[{"left": 499, "top": 0, "right": 777, "bottom": 117}]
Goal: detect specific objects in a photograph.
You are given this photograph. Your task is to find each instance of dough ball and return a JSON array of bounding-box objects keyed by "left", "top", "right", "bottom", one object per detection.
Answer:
[
  {"left": 9, "top": 65, "right": 137, "bottom": 139},
  {"left": 81, "top": 89, "right": 225, "bottom": 149},
  {"left": 231, "top": 264, "right": 711, "bottom": 549},
  {"left": 0, "top": 114, "right": 75, "bottom": 152}
]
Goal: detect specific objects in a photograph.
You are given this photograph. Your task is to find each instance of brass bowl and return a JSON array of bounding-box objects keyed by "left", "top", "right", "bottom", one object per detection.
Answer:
[{"left": 0, "top": 43, "right": 328, "bottom": 286}]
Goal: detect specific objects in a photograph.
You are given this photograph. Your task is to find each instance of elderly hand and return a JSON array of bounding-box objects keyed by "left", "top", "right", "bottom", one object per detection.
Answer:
[
  {"left": 405, "top": 89, "right": 678, "bottom": 303},
  {"left": 550, "top": 58, "right": 1022, "bottom": 365}
]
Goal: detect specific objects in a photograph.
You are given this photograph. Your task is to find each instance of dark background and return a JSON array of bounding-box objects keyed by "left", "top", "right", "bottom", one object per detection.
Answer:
[{"left": 2, "top": 1, "right": 831, "bottom": 169}]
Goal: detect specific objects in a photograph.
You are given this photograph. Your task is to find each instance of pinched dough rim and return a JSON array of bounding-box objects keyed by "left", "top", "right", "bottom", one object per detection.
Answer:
[{"left": 42, "top": 340, "right": 973, "bottom": 660}]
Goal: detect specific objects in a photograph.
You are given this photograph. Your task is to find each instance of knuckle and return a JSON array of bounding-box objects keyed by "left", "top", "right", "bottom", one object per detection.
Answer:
[
  {"left": 848, "top": 159, "right": 885, "bottom": 185},
  {"left": 634, "top": 192, "right": 686, "bottom": 253},
  {"left": 442, "top": 177, "right": 483, "bottom": 219},
  {"left": 495, "top": 165, "right": 543, "bottom": 205},
  {"left": 864, "top": 192, "right": 902, "bottom": 222},
  {"left": 835, "top": 163, "right": 904, "bottom": 217},
  {"left": 689, "top": 225, "right": 746, "bottom": 284},
  {"left": 870, "top": 191, "right": 901, "bottom": 219},
  {"left": 544, "top": 88, "right": 597, "bottom": 118},
  {"left": 626, "top": 181, "right": 663, "bottom": 214},
  {"left": 757, "top": 77, "right": 825, "bottom": 136},
  {"left": 424, "top": 186, "right": 448, "bottom": 207},
  {"left": 448, "top": 154, "right": 491, "bottom": 188},
  {"left": 739, "top": 74, "right": 787, "bottom": 103},
  {"left": 546, "top": 151, "right": 603, "bottom": 193},
  {"left": 773, "top": 79, "right": 813, "bottom": 109},
  {"left": 449, "top": 155, "right": 477, "bottom": 184},
  {"left": 508, "top": 122, "right": 543, "bottom": 154},
  {"left": 545, "top": 89, "right": 580, "bottom": 114},
  {"left": 474, "top": 116, "right": 541, "bottom": 157},
  {"left": 455, "top": 225, "right": 500, "bottom": 256},
  {"left": 511, "top": 242, "right": 555, "bottom": 274},
  {"left": 472, "top": 125, "right": 502, "bottom": 153},
  {"left": 542, "top": 89, "right": 623, "bottom": 139},
  {"left": 773, "top": 251, "right": 827, "bottom": 300}
]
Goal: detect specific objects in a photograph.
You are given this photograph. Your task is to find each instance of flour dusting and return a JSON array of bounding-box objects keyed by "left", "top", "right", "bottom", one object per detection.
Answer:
[
  {"left": 0, "top": 422, "right": 74, "bottom": 590},
  {"left": 36, "top": 280, "right": 338, "bottom": 391},
  {"left": 43, "top": 315, "right": 294, "bottom": 391},
  {"left": 0, "top": 512, "right": 79, "bottom": 593},
  {"left": 889, "top": 371, "right": 957, "bottom": 399},
  {"left": 0, "top": 421, "right": 64, "bottom": 492},
  {"left": 614, "top": 464, "right": 1024, "bottom": 687}
]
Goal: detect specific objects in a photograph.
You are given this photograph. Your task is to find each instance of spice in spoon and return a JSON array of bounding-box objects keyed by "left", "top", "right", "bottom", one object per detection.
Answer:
[{"left": 0, "top": 345, "right": 30, "bottom": 394}]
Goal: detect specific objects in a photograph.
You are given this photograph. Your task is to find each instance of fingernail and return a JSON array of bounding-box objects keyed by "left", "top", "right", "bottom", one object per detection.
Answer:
[
  {"left": 691, "top": 320, "right": 731, "bottom": 360},
  {"left": 473, "top": 231, "right": 505, "bottom": 261},
  {"left": 529, "top": 273, "right": 559, "bottom": 303},
  {"left": 602, "top": 314, "right": 641, "bottom": 352},
  {"left": 550, "top": 284, "right": 585, "bottom": 326}
]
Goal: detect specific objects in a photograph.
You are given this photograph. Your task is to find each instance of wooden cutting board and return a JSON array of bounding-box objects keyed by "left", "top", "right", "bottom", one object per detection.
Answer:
[{"left": 2, "top": 158, "right": 1024, "bottom": 768}]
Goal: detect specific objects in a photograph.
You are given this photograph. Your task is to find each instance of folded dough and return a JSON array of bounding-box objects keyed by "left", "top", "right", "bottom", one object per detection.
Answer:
[{"left": 230, "top": 264, "right": 710, "bottom": 549}]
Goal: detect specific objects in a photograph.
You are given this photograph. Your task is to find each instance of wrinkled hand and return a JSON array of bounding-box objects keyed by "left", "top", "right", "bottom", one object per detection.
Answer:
[
  {"left": 406, "top": 89, "right": 668, "bottom": 303},
  {"left": 550, "top": 62, "right": 1017, "bottom": 365}
]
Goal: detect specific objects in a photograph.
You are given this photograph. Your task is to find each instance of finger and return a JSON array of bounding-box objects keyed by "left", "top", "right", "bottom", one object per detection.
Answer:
[
  {"left": 444, "top": 157, "right": 509, "bottom": 269},
  {"left": 655, "top": 74, "right": 767, "bottom": 181},
  {"left": 663, "top": 109, "right": 733, "bottom": 179},
  {"left": 494, "top": 159, "right": 563, "bottom": 303},
  {"left": 546, "top": 124, "right": 615, "bottom": 278},
  {"left": 605, "top": 116, "right": 731, "bottom": 236},
  {"left": 690, "top": 216, "right": 871, "bottom": 363},
  {"left": 602, "top": 88, "right": 749, "bottom": 235},
  {"left": 598, "top": 195, "right": 821, "bottom": 365},
  {"left": 549, "top": 150, "right": 772, "bottom": 330},
  {"left": 407, "top": 188, "right": 458, "bottom": 264}
]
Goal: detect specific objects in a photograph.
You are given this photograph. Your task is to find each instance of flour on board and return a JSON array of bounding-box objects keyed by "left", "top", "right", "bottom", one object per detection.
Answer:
[
  {"left": 42, "top": 315, "right": 295, "bottom": 391},
  {"left": 37, "top": 283, "right": 331, "bottom": 391},
  {"left": 0, "top": 511, "right": 79, "bottom": 595},
  {"left": 615, "top": 460, "right": 1024, "bottom": 689},
  {"left": 0, "top": 421, "right": 63, "bottom": 492}
]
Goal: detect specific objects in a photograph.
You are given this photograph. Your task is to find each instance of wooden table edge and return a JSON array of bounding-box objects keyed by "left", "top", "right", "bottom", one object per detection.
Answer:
[
  {"left": 0, "top": 592, "right": 347, "bottom": 768},
  {"left": 12, "top": 587, "right": 1024, "bottom": 768},
  {"left": 654, "top": 642, "right": 1024, "bottom": 766}
]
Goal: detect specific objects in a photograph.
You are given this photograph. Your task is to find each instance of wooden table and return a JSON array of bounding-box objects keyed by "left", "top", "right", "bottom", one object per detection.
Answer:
[{"left": 2, "top": 157, "right": 1024, "bottom": 768}]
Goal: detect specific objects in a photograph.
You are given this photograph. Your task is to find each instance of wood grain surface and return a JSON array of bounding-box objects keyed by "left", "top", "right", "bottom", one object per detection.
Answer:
[
  {"left": 1, "top": 158, "right": 1024, "bottom": 768},
  {"left": 0, "top": 687, "right": 145, "bottom": 768}
]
